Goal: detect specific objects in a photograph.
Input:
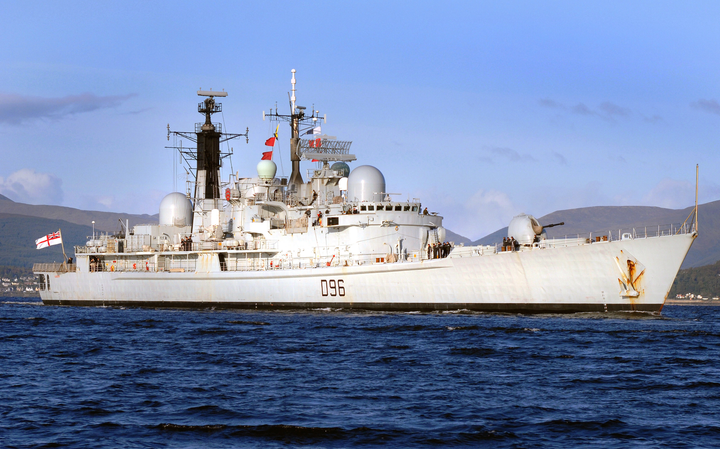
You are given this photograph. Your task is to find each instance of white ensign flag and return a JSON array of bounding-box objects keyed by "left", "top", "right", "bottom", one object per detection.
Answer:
[{"left": 36, "top": 231, "right": 62, "bottom": 250}]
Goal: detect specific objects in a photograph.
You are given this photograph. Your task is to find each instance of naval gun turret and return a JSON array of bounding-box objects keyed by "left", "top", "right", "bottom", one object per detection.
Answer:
[{"left": 508, "top": 214, "right": 565, "bottom": 245}]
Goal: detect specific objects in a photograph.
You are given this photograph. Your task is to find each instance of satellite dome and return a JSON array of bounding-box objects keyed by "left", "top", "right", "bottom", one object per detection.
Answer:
[
  {"left": 331, "top": 162, "right": 350, "bottom": 178},
  {"left": 257, "top": 160, "right": 277, "bottom": 180},
  {"left": 159, "top": 192, "right": 193, "bottom": 227},
  {"left": 347, "top": 165, "right": 386, "bottom": 202}
]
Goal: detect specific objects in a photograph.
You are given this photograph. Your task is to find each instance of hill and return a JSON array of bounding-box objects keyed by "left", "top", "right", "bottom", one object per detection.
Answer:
[
  {"left": 0, "top": 213, "right": 96, "bottom": 267},
  {"left": 473, "top": 201, "right": 718, "bottom": 269},
  {"left": 446, "top": 229, "right": 472, "bottom": 246},
  {"left": 669, "top": 260, "right": 720, "bottom": 298},
  {"left": 0, "top": 194, "right": 158, "bottom": 233},
  {"left": 0, "top": 195, "right": 160, "bottom": 268}
]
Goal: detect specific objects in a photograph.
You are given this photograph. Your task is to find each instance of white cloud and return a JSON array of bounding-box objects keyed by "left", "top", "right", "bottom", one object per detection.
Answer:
[
  {"left": 444, "top": 189, "right": 519, "bottom": 240},
  {"left": 0, "top": 169, "right": 63, "bottom": 205},
  {"left": 74, "top": 189, "right": 166, "bottom": 215},
  {"left": 642, "top": 178, "right": 694, "bottom": 209}
]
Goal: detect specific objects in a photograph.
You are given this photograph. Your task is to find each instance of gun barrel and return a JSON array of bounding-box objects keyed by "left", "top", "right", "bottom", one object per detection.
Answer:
[{"left": 542, "top": 222, "right": 565, "bottom": 229}]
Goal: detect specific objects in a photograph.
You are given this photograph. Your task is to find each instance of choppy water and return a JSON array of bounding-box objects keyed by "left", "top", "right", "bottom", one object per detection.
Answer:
[{"left": 1, "top": 300, "right": 720, "bottom": 448}]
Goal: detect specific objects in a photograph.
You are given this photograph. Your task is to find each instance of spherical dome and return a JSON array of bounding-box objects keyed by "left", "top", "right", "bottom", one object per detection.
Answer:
[
  {"left": 507, "top": 213, "right": 542, "bottom": 245},
  {"left": 159, "top": 192, "right": 193, "bottom": 227},
  {"left": 257, "top": 160, "right": 277, "bottom": 180},
  {"left": 437, "top": 226, "right": 447, "bottom": 243},
  {"left": 331, "top": 162, "right": 350, "bottom": 178},
  {"left": 347, "top": 165, "right": 386, "bottom": 202}
]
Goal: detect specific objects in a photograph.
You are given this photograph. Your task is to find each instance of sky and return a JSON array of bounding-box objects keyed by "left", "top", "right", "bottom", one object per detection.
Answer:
[{"left": 1, "top": 1, "right": 719, "bottom": 240}]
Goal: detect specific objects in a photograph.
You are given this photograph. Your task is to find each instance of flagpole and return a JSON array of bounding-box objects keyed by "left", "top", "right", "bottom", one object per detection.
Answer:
[{"left": 59, "top": 228, "right": 69, "bottom": 271}]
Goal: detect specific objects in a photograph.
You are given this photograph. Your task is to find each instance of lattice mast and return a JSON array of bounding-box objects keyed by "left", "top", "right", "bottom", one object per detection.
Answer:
[
  {"left": 167, "top": 90, "right": 248, "bottom": 202},
  {"left": 263, "top": 69, "right": 326, "bottom": 188}
]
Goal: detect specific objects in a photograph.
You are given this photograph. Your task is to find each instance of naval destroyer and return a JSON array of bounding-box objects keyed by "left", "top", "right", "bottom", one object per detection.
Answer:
[{"left": 34, "top": 70, "right": 697, "bottom": 312}]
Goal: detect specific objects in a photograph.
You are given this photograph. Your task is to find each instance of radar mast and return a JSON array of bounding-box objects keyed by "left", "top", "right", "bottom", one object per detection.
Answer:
[
  {"left": 167, "top": 90, "right": 248, "bottom": 204},
  {"left": 263, "top": 69, "right": 329, "bottom": 188}
]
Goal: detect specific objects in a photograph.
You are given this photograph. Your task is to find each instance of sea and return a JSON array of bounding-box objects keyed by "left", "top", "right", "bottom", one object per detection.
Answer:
[{"left": 2, "top": 300, "right": 719, "bottom": 448}]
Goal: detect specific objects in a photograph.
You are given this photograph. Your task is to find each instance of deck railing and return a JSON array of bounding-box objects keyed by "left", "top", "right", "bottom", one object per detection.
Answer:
[
  {"left": 551, "top": 222, "right": 693, "bottom": 244},
  {"left": 33, "top": 263, "right": 76, "bottom": 273}
]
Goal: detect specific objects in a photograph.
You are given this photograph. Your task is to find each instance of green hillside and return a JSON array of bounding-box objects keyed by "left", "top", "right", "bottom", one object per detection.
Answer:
[
  {"left": 669, "top": 260, "right": 720, "bottom": 298},
  {"left": 0, "top": 213, "right": 96, "bottom": 267},
  {"left": 0, "top": 194, "right": 157, "bottom": 231}
]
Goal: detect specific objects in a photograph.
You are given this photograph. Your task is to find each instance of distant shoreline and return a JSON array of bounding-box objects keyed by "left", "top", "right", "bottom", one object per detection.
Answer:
[
  {"left": 666, "top": 299, "right": 720, "bottom": 306},
  {"left": 0, "top": 292, "right": 39, "bottom": 298}
]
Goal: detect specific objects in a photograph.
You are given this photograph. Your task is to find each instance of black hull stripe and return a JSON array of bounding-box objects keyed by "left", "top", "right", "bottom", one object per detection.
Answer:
[{"left": 41, "top": 300, "right": 662, "bottom": 313}]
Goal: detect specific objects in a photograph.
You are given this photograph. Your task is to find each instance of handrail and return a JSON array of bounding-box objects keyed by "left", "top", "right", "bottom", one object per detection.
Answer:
[{"left": 33, "top": 263, "right": 76, "bottom": 273}]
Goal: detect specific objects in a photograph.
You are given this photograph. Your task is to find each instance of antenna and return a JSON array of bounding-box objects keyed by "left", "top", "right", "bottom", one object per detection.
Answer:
[
  {"left": 695, "top": 164, "right": 699, "bottom": 233},
  {"left": 291, "top": 69, "right": 296, "bottom": 113},
  {"left": 262, "top": 70, "right": 332, "bottom": 187},
  {"left": 197, "top": 90, "right": 228, "bottom": 97}
]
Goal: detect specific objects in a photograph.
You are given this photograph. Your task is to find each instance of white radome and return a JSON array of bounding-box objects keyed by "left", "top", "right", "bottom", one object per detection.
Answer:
[
  {"left": 159, "top": 192, "right": 192, "bottom": 227},
  {"left": 347, "top": 165, "right": 385, "bottom": 202}
]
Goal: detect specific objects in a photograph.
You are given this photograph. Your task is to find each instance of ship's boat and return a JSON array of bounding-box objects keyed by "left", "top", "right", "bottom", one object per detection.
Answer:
[{"left": 33, "top": 70, "right": 697, "bottom": 312}]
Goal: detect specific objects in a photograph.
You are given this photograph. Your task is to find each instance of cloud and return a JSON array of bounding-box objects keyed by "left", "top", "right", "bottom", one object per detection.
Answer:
[
  {"left": 75, "top": 189, "right": 166, "bottom": 214},
  {"left": 538, "top": 98, "right": 565, "bottom": 109},
  {"left": 598, "top": 101, "right": 631, "bottom": 118},
  {"left": 573, "top": 102, "right": 631, "bottom": 121},
  {"left": 416, "top": 187, "right": 519, "bottom": 240},
  {"left": 691, "top": 99, "right": 720, "bottom": 116},
  {"left": 643, "top": 114, "right": 664, "bottom": 124},
  {"left": 570, "top": 103, "right": 591, "bottom": 116},
  {"left": 0, "top": 169, "right": 63, "bottom": 205},
  {"left": 551, "top": 152, "right": 568, "bottom": 165},
  {"left": 0, "top": 92, "right": 136, "bottom": 125},
  {"left": 482, "top": 146, "right": 536, "bottom": 163},
  {"left": 642, "top": 178, "right": 694, "bottom": 209},
  {"left": 452, "top": 189, "right": 519, "bottom": 239},
  {"left": 123, "top": 107, "right": 153, "bottom": 115},
  {"left": 543, "top": 98, "right": 634, "bottom": 122}
]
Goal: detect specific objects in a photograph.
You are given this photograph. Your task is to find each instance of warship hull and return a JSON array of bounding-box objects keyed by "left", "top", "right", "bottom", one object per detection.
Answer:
[{"left": 38, "top": 232, "right": 695, "bottom": 313}]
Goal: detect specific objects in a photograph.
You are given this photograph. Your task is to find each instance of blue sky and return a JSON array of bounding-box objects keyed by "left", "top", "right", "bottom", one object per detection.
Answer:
[{"left": 1, "top": 1, "right": 719, "bottom": 239}]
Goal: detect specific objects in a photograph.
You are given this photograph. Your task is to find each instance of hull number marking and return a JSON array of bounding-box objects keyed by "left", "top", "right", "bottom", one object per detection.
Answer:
[{"left": 321, "top": 279, "right": 345, "bottom": 297}]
